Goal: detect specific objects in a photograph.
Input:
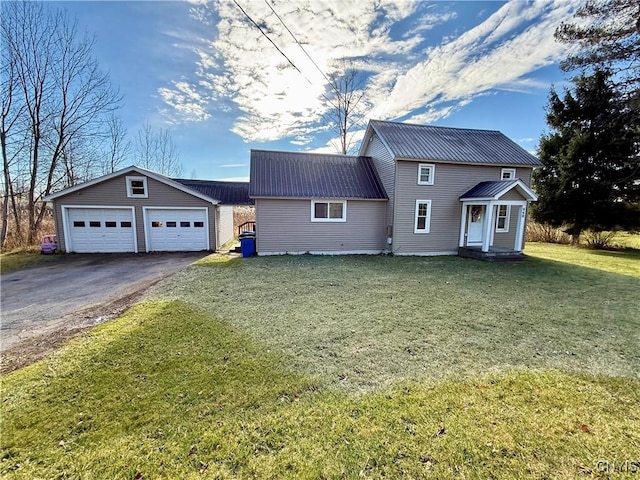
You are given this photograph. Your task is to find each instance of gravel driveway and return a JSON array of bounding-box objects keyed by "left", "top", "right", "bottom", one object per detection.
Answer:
[{"left": 1, "top": 252, "right": 207, "bottom": 370}]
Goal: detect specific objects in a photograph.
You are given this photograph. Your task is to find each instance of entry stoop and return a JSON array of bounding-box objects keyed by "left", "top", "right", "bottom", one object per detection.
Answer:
[{"left": 458, "top": 246, "right": 524, "bottom": 262}]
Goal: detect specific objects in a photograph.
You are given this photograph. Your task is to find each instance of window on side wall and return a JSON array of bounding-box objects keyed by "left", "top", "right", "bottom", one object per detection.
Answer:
[
  {"left": 501, "top": 168, "right": 516, "bottom": 180},
  {"left": 495, "top": 205, "right": 510, "bottom": 232},
  {"left": 311, "top": 200, "right": 346, "bottom": 222},
  {"left": 126, "top": 176, "right": 148, "bottom": 198},
  {"left": 414, "top": 200, "right": 432, "bottom": 233},
  {"left": 417, "top": 164, "right": 435, "bottom": 185}
]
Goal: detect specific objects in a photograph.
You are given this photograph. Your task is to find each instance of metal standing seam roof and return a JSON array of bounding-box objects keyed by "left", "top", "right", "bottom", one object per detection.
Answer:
[
  {"left": 173, "top": 179, "right": 254, "bottom": 205},
  {"left": 460, "top": 179, "right": 537, "bottom": 201},
  {"left": 249, "top": 150, "right": 388, "bottom": 199},
  {"left": 370, "top": 119, "right": 543, "bottom": 167}
]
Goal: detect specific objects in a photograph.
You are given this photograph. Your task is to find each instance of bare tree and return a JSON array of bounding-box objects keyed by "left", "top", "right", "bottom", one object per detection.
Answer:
[
  {"left": 1, "top": 1, "right": 121, "bottom": 245},
  {"left": 134, "top": 122, "right": 182, "bottom": 176},
  {"left": 103, "top": 113, "right": 131, "bottom": 174},
  {"left": 324, "top": 62, "right": 368, "bottom": 155}
]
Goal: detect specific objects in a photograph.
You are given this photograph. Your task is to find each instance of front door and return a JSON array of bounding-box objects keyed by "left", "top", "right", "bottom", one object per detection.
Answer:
[{"left": 467, "top": 205, "right": 484, "bottom": 245}]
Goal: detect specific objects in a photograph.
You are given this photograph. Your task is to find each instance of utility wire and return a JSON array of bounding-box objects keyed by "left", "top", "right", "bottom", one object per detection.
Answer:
[
  {"left": 263, "top": 0, "right": 331, "bottom": 85},
  {"left": 231, "top": 0, "right": 316, "bottom": 87}
]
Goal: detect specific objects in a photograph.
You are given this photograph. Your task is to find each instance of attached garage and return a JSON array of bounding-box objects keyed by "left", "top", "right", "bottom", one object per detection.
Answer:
[
  {"left": 45, "top": 166, "right": 250, "bottom": 254},
  {"left": 64, "top": 207, "right": 136, "bottom": 253},
  {"left": 144, "top": 208, "right": 208, "bottom": 252}
]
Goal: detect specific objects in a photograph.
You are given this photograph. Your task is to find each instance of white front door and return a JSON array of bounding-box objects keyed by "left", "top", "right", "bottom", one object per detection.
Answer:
[
  {"left": 146, "top": 208, "right": 208, "bottom": 252},
  {"left": 467, "top": 205, "right": 484, "bottom": 245}
]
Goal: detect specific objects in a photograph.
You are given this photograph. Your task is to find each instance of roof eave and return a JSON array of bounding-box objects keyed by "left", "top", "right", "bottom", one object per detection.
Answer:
[{"left": 44, "top": 165, "right": 220, "bottom": 204}]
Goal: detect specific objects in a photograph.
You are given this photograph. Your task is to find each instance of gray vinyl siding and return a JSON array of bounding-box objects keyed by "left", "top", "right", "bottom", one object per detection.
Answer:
[
  {"left": 362, "top": 133, "right": 395, "bottom": 229},
  {"left": 492, "top": 205, "right": 521, "bottom": 249},
  {"left": 392, "top": 161, "right": 534, "bottom": 254},
  {"left": 52, "top": 171, "right": 216, "bottom": 252},
  {"left": 255, "top": 198, "right": 387, "bottom": 253},
  {"left": 216, "top": 205, "right": 234, "bottom": 248}
]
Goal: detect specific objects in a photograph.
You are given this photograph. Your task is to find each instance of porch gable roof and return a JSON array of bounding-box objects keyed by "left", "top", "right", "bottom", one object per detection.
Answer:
[{"left": 460, "top": 179, "right": 537, "bottom": 202}]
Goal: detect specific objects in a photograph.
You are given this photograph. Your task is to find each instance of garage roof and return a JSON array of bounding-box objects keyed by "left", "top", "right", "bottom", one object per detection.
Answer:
[
  {"left": 249, "top": 149, "right": 387, "bottom": 200},
  {"left": 173, "top": 179, "right": 253, "bottom": 205}
]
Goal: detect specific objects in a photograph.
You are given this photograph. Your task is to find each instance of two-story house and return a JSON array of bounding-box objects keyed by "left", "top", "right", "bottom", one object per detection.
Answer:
[{"left": 249, "top": 119, "right": 542, "bottom": 259}]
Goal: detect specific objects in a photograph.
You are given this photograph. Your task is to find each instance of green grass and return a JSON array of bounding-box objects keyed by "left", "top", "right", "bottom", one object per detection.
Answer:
[
  {"left": 157, "top": 253, "right": 639, "bottom": 392},
  {"left": 3, "top": 246, "right": 639, "bottom": 478},
  {"left": 2, "top": 300, "right": 639, "bottom": 479},
  {"left": 0, "top": 247, "right": 58, "bottom": 274},
  {"left": 525, "top": 242, "right": 640, "bottom": 277}
]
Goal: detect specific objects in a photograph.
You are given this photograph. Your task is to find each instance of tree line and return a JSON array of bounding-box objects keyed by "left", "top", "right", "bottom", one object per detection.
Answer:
[
  {"left": 532, "top": 0, "right": 640, "bottom": 244},
  {"left": 1, "top": 2, "right": 182, "bottom": 248}
]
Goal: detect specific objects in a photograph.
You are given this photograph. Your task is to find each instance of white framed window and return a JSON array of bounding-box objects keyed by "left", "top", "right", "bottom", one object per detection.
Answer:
[
  {"left": 414, "top": 200, "right": 432, "bottom": 233},
  {"left": 126, "top": 176, "right": 148, "bottom": 198},
  {"left": 311, "top": 200, "right": 346, "bottom": 222},
  {"left": 495, "top": 205, "right": 510, "bottom": 232},
  {"left": 417, "top": 164, "right": 435, "bottom": 185},
  {"left": 501, "top": 168, "right": 516, "bottom": 180}
]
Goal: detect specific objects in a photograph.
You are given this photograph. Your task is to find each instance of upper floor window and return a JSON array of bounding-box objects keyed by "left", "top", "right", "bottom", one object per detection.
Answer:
[
  {"left": 126, "top": 176, "right": 148, "bottom": 198},
  {"left": 417, "top": 164, "right": 435, "bottom": 185},
  {"left": 311, "top": 200, "right": 346, "bottom": 222},
  {"left": 501, "top": 168, "right": 516, "bottom": 180}
]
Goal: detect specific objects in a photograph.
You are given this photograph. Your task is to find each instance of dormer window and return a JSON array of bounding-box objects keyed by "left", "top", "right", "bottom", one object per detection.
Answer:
[
  {"left": 418, "top": 164, "right": 435, "bottom": 185},
  {"left": 501, "top": 168, "right": 516, "bottom": 180},
  {"left": 126, "top": 176, "right": 148, "bottom": 198}
]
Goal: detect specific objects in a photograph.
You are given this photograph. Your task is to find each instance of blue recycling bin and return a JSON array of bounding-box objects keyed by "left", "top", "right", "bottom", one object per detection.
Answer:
[{"left": 239, "top": 232, "right": 256, "bottom": 258}]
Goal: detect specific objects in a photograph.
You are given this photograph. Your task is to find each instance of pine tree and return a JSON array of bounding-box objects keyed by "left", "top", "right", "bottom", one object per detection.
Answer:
[
  {"left": 533, "top": 70, "right": 640, "bottom": 244},
  {"left": 555, "top": 0, "right": 640, "bottom": 94}
]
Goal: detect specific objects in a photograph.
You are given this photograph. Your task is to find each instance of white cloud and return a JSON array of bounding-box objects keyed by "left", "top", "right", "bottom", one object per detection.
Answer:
[
  {"left": 216, "top": 176, "right": 250, "bottom": 182},
  {"left": 162, "top": 0, "right": 579, "bottom": 145},
  {"left": 219, "top": 163, "right": 247, "bottom": 168}
]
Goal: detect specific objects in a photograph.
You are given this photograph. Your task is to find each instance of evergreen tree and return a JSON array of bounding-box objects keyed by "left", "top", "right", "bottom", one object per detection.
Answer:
[
  {"left": 533, "top": 70, "right": 640, "bottom": 244},
  {"left": 555, "top": 0, "right": 640, "bottom": 94}
]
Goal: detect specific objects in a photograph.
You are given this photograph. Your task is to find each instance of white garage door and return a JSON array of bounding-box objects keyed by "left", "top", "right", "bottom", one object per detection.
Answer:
[
  {"left": 146, "top": 208, "right": 208, "bottom": 252},
  {"left": 67, "top": 208, "right": 136, "bottom": 253}
]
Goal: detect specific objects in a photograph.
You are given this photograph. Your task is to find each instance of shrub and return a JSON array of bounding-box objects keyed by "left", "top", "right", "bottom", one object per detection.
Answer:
[{"left": 526, "top": 221, "right": 571, "bottom": 244}]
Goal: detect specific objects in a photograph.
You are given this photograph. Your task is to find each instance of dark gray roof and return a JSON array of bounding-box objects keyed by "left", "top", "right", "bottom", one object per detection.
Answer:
[
  {"left": 173, "top": 178, "right": 253, "bottom": 205},
  {"left": 458, "top": 180, "right": 543, "bottom": 202},
  {"left": 370, "top": 119, "right": 542, "bottom": 166},
  {"left": 249, "top": 150, "right": 387, "bottom": 199}
]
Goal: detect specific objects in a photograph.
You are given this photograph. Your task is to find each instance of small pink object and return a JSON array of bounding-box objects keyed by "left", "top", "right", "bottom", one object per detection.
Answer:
[{"left": 40, "top": 234, "right": 57, "bottom": 254}]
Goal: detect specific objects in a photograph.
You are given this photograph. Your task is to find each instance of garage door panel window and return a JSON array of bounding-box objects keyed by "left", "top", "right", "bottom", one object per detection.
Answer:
[
  {"left": 152, "top": 221, "right": 162, "bottom": 227},
  {"left": 90, "top": 221, "right": 101, "bottom": 228},
  {"left": 180, "top": 221, "right": 191, "bottom": 227},
  {"left": 121, "top": 221, "right": 132, "bottom": 228},
  {"left": 73, "top": 221, "right": 85, "bottom": 227},
  {"left": 166, "top": 221, "right": 177, "bottom": 227},
  {"left": 194, "top": 221, "right": 204, "bottom": 228},
  {"left": 105, "top": 221, "right": 117, "bottom": 228}
]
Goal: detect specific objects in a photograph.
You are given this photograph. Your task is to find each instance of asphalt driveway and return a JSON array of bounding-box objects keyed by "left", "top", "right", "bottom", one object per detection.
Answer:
[{"left": 1, "top": 252, "right": 208, "bottom": 354}]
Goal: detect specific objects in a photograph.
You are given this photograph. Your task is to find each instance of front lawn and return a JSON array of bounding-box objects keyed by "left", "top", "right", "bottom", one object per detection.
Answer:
[
  {"left": 2, "top": 246, "right": 639, "bottom": 478},
  {"left": 157, "top": 252, "right": 639, "bottom": 392}
]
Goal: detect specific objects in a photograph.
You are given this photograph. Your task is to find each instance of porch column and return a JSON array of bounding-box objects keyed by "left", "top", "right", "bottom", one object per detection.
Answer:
[
  {"left": 458, "top": 203, "right": 467, "bottom": 247},
  {"left": 481, "top": 202, "right": 494, "bottom": 252},
  {"left": 515, "top": 203, "right": 527, "bottom": 251}
]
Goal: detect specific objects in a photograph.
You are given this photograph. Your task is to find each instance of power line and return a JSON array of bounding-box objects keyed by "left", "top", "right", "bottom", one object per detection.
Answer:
[
  {"left": 263, "top": 0, "right": 330, "bottom": 85},
  {"left": 231, "top": 0, "right": 316, "bottom": 86}
]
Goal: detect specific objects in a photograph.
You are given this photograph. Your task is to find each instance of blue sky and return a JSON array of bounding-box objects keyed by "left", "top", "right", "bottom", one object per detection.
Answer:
[{"left": 57, "top": 0, "right": 580, "bottom": 181}]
